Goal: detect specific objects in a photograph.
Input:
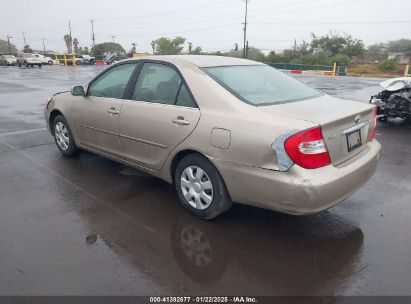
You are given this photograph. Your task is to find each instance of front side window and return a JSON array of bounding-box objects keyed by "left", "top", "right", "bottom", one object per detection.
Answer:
[
  {"left": 204, "top": 65, "right": 322, "bottom": 106},
  {"left": 88, "top": 63, "right": 138, "bottom": 99}
]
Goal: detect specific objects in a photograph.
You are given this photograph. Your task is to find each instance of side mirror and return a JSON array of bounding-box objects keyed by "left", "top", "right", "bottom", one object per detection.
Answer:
[{"left": 71, "top": 85, "right": 85, "bottom": 96}]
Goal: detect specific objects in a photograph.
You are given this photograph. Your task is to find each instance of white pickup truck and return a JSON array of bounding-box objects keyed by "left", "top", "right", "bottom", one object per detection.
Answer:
[
  {"left": 16, "top": 53, "right": 42, "bottom": 68},
  {"left": 34, "top": 54, "right": 54, "bottom": 65}
]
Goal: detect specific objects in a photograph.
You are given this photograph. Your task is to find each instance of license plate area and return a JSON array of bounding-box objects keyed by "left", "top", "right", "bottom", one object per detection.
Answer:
[{"left": 346, "top": 130, "right": 362, "bottom": 152}]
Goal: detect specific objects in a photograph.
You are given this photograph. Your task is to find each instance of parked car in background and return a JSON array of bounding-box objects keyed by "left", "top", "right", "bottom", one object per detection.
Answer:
[
  {"left": 81, "top": 55, "right": 96, "bottom": 65},
  {"left": 44, "top": 55, "right": 380, "bottom": 220},
  {"left": 0, "top": 54, "right": 17, "bottom": 66},
  {"left": 72, "top": 55, "right": 96, "bottom": 65},
  {"left": 104, "top": 53, "right": 117, "bottom": 65},
  {"left": 74, "top": 55, "right": 85, "bottom": 65},
  {"left": 17, "top": 53, "right": 42, "bottom": 68},
  {"left": 34, "top": 54, "right": 54, "bottom": 65}
]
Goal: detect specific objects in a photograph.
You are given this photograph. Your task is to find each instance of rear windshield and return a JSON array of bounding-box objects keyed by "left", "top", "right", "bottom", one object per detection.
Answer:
[{"left": 204, "top": 65, "right": 322, "bottom": 106}]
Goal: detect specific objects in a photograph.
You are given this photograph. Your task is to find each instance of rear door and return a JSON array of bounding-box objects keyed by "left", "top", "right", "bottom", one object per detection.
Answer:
[
  {"left": 119, "top": 62, "right": 200, "bottom": 171},
  {"left": 71, "top": 62, "right": 139, "bottom": 157}
]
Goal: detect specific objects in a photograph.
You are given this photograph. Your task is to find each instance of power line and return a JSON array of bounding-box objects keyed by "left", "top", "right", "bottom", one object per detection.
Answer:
[
  {"left": 93, "top": 0, "right": 238, "bottom": 21},
  {"left": 99, "top": 22, "right": 239, "bottom": 38},
  {"left": 254, "top": 20, "right": 411, "bottom": 25},
  {"left": 248, "top": 0, "right": 368, "bottom": 20}
]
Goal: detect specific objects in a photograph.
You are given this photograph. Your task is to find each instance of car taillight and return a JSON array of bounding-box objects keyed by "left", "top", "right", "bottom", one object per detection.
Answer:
[
  {"left": 369, "top": 107, "right": 377, "bottom": 141},
  {"left": 284, "top": 127, "right": 331, "bottom": 169}
]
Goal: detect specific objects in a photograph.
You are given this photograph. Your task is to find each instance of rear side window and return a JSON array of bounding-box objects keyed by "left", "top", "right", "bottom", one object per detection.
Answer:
[
  {"left": 176, "top": 84, "right": 196, "bottom": 108},
  {"left": 133, "top": 63, "right": 181, "bottom": 105},
  {"left": 88, "top": 63, "right": 138, "bottom": 99},
  {"left": 132, "top": 62, "right": 196, "bottom": 108}
]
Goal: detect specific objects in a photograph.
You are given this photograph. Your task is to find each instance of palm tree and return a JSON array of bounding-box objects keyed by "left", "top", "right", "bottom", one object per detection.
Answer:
[
  {"left": 64, "top": 34, "right": 72, "bottom": 53},
  {"left": 73, "top": 38, "right": 79, "bottom": 54}
]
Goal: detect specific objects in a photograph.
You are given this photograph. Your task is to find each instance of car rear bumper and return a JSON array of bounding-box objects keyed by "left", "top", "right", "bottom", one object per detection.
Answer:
[{"left": 214, "top": 140, "right": 381, "bottom": 215}]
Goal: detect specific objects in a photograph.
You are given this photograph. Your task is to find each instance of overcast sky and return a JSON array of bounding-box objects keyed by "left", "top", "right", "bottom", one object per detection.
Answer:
[{"left": 1, "top": 0, "right": 410, "bottom": 53}]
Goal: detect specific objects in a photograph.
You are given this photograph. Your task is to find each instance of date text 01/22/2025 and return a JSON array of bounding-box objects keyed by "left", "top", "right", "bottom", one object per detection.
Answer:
[{"left": 149, "top": 296, "right": 258, "bottom": 303}]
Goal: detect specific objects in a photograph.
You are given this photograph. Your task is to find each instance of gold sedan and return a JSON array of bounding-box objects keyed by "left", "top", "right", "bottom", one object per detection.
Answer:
[{"left": 45, "top": 55, "right": 380, "bottom": 219}]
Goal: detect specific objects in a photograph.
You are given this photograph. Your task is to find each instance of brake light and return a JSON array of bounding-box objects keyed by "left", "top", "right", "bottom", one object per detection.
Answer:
[
  {"left": 369, "top": 107, "right": 377, "bottom": 141},
  {"left": 284, "top": 127, "right": 331, "bottom": 169}
]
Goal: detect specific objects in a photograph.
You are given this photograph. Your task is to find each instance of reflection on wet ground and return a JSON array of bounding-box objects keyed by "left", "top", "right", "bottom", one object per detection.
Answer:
[
  {"left": 0, "top": 131, "right": 364, "bottom": 295},
  {"left": 0, "top": 66, "right": 410, "bottom": 295}
]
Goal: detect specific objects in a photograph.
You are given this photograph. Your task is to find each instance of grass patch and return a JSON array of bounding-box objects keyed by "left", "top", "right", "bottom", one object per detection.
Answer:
[{"left": 347, "top": 63, "right": 406, "bottom": 78}]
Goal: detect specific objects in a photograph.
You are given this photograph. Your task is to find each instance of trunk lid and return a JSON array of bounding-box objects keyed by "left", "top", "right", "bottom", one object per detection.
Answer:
[{"left": 259, "top": 95, "right": 375, "bottom": 165}]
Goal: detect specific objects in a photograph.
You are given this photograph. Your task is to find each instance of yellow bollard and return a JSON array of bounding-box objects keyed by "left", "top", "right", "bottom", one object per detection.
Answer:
[
  {"left": 332, "top": 62, "right": 337, "bottom": 76},
  {"left": 404, "top": 64, "right": 409, "bottom": 77}
]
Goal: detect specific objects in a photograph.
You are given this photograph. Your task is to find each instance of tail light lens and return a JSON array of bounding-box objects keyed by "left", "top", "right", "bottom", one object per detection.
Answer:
[
  {"left": 369, "top": 107, "right": 377, "bottom": 141},
  {"left": 284, "top": 127, "right": 331, "bottom": 169}
]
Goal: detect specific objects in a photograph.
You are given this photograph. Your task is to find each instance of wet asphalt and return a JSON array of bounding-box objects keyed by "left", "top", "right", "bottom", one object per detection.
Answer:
[{"left": 0, "top": 65, "right": 410, "bottom": 296}]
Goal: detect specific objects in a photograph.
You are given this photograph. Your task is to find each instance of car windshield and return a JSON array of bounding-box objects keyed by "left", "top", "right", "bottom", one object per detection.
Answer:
[
  {"left": 4, "top": 55, "right": 14, "bottom": 59},
  {"left": 204, "top": 65, "right": 322, "bottom": 106},
  {"left": 23, "top": 54, "right": 34, "bottom": 58}
]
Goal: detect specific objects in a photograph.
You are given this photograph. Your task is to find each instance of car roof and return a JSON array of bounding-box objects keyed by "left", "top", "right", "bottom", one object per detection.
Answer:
[{"left": 134, "top": 55, "right": 264, "bottom": 68}]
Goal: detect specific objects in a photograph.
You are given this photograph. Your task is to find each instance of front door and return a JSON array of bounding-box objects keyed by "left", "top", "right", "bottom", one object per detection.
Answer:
[
  {"left": 119, "top": 62, "right": 200, "bottom": 171},
  {"left": 71, "top": 62, "right": 139, "bottom": 157}
]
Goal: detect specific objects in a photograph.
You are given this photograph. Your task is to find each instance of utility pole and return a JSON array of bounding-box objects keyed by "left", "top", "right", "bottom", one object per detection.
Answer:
[
  {"left": 131, "top": 43, "right": 136, "bottom": 55},
  {"left": 111, "top": 35, "right": 115, "bottom": 43},
  {"left": 188, "top": 42, "right": 193, "bottom": 54},
  {"left": 245, "top": 40, "right": 249, "bottom": 59},
  {"left": 242, "top": 0, "right": 249, "bottom": 59},
  {"left": 42, "top": 38, "right": 46, "bottom": 54},
  {"left": 22, "top": 32, "right": 27, "bottom": 46},
  {"left": 69, "top": 20, "right": 73, "bottom": 53},
  {"left": 6, "top": 35, "right": 12, "bottom": 53},
  {"left": 90, "top": 20, "right": 96, "bottom": 47}
]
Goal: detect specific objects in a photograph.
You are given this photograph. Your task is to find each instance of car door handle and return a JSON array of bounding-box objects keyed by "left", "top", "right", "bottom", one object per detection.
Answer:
[
  {"left": 172, "top": 116, "right": 190, "bottom": 125},
  {"left": 107, "top": 108, "right": 120, "bottom": 115}
]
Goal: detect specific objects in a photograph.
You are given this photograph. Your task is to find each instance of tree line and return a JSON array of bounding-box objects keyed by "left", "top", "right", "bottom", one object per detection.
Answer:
[{"left": 2, "top": 31, "right": 410, "bottom": 70}]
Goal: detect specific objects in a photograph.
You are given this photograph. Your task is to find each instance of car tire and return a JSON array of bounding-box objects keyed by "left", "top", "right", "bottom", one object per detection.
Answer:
[
  {"left": 48, "top": 60, "right": 53, "bottom": 65},
  {"left": 52, "top": 115, "right": 81, "bottom": 157},
  {"left": 175, "top": 154, "right": 232, "bottom": 220}
]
